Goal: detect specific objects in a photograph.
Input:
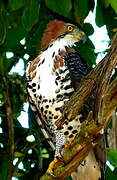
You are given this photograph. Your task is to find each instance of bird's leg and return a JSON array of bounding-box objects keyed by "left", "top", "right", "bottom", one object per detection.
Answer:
[{"left": 46, "top": 132, "right": 66, "bottom": 176}]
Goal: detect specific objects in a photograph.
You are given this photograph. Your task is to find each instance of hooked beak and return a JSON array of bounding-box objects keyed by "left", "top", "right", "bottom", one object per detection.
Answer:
[
  {"left": 80, "top": 32, "right": 87, "bottom": 44},
  {"left": 72, "top": 30, "right": 87, "bottom": 44}
]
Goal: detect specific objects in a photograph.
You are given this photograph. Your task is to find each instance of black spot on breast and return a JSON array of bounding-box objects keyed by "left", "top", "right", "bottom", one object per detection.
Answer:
[
  {"left": 41, "top": 59, "right": 45, "bottom": 64},
  {"left": 59, "top": 69, "right": 64, "bottom": 74},
  {"left": 41, "top": 107, "right": 44, "bottom": 112},
  {"left": 56, "top": 76, "right": 61, "bottom": 81},
  {"left": 43, "top": 99, "right": 48, "bottom": 103},
  {"left": 49, "top": 111, "right": 52, "bottom": 114},
  {"left": 39, "top": 95, "right": 42, "bottom": 100},
  {"left": 65, "top": 85, "right": 73, "bottom": 90},
  {"left": 49, "top": 116, "right": 52, "bottom": 119},
  {"left": 55, "top": 107, "right": 60, "bottom": 111},
  {"left": 72, "top": 130, "right": 77, "bottom": 134},
  {"left": 32, "top": 89, "right": 36, "bottom": 92},
  {"left": 28, "top": 85, "right": 33, "bottom": 89},
  {"left": 65, "top": 121, "right": 68, "bottom": 125},
  {"left": 58, "top": 49, "right": 61, "bottom": 54},
  {"left": 55, "top": 81, "right": 58, "bottom": 86},
  {"left": 45, "top": 105, "right": 49, "bottom": 109},
  {"left": 32, "top": 83, "right": 36, "bottom": 87},
  {"left": 68, "top": 126, "right": 73, "bottom": 130},
  {"left": 49, "top": 99, "right": 51, "bottom": 103},
  {"left": 61, "top": 74, "right": 70, "bottom": 83},
  {"left": 54, "top": 115, "right": 58, "bottom": 119},
  {"left": 64, "top": 131, "right": 69, "bottom": 135},
  {"left": 52, "top": 98, "right": 55, "bottom": 103},
  {"left": 69, "top": 134, "right": 74, "bottom": 138},
  {"left": 34, "top": 94, "right": 36, "bottom": 97},
  {"left": 49, "top": 44, "right": 53, "bottom": 48},
  {"left": 57, "top": 94, "right": 63, "bottom": 99},
  {"left": 55, "top": 72, "right": 59, "bottom": 76},
  {"left": 52, "top": 52, "right": 55, "bottom": 58},
  {"left": 38, "top": 85, "right": 40, "bottom": 89},
  {"left": 45, "top": 47, "right": 48, "bottom": 51},
  {"left": 44, "top": 110, "right": 48, "bottom": 114}
]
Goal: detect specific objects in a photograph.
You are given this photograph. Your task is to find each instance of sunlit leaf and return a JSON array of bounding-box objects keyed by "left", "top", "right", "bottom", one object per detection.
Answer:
[
  {"left": 14, "top": 152, "right": 24, "bottom": 157},
  {"left": 107, "top": 148, "right": 117, "bottom": 168},
  {"left": 13, "top": 172, "right": 24, "bottom": 177},
  {"left": 109, "top": 0, "right": 117, "bottom": 13}
]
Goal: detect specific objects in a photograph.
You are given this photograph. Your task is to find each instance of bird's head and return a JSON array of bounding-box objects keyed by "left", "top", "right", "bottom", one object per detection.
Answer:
[{"left": 41, "top": 19, "right": 86, "bottom": 50}]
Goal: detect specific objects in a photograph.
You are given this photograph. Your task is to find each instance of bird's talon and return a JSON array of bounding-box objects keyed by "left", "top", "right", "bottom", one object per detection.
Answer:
[{"left": 46, "top": 157, "right": 59, "bottom": 176}]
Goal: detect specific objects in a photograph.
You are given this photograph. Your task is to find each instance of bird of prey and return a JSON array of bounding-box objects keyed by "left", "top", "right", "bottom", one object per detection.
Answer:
[{"left": 26, "top": 19, "right": 105, "bottom": 180}]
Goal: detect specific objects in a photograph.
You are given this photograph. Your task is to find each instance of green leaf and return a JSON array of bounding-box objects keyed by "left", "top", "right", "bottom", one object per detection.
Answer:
[
  {"left": 8, "top": 0, "right": 25, "bottom": 10},
  {"left": 101, "top": 0, "right": 110, "bottom": 7},
  {"left": 3, "top": 25, "right": 27, "bottom": 47},
  {"left": 0, "top": 10, "right": 6, "bottom": 45},
  {"left": 105, "top": 167, "right": 117, "bottom": 180},
  {"left": 109, "top": 0, "right": 117, "bottom": 13},
  {"left": 14, "top": 172, "right": 24, "bottom": 177},
  {"left": 77, "top": 40, "right": 96, "bottom": 66},
  {"left": 107, "top": 148, "right": 117, "bottom": 168},
  {"left": 96, "top": 1, "right": 105, "bottom": 27},
  {"left": 45, "top": 0, "right": 72, "bottom": 17},
  {"left": 83, "top": 23, "right": 94, "bottom": 36},
  {"left": 3, "top": 10, "right": 27, "bottom": 48},
  {"left": 42, "top": 148, "right": 49, "bottom": 158},
  {"left": 76, "top": 0, "right": 89, "bottom": 20},
  {"left": 14, "top": 152, "right": 24, "bottom": 157},
  {"left": 0, "top": 154, "right": 8, "bottom": 180},
  {"left": 22, "top": 0, "right": 40, "bottom": 31}
]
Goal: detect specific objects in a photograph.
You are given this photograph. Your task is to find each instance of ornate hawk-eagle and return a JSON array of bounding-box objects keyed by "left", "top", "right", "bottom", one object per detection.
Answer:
[{"left": 26, "top": 19, "right": 105, "bottom": 180}]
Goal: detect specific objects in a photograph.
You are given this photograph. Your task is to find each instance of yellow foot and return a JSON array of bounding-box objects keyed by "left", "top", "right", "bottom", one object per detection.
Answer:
[{"left": 47, "top": 157, "right": 59, "bottom": 176}]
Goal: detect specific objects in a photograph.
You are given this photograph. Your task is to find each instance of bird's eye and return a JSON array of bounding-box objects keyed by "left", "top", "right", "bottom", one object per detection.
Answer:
[{"left": 67, "top": 25, "right": 74, "bottom": 32}]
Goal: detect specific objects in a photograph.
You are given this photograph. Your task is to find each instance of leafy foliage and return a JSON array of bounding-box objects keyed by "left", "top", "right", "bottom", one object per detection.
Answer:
[{"left": 0, "top": 0, "right": 117, "bottom": 179}]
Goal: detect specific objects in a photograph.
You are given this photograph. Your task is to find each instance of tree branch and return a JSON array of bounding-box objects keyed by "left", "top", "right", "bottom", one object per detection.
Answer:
[
  {"left": 0, "top": 56, "right": 14, "bottom": 180},
  {"left": 40, "top": 33, "right": 117, "bottom": 180}
]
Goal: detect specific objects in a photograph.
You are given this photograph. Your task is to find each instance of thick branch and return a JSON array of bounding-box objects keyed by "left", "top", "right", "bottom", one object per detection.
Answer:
[
  {"left": 94, "top": 34, "right": 117, "bottom": 123},
  {"left": 40, "top": 73, "right": 117, "bottom": 180},
  {"left": 40, "top": 33, "right": 117, "bottom": 180}
]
